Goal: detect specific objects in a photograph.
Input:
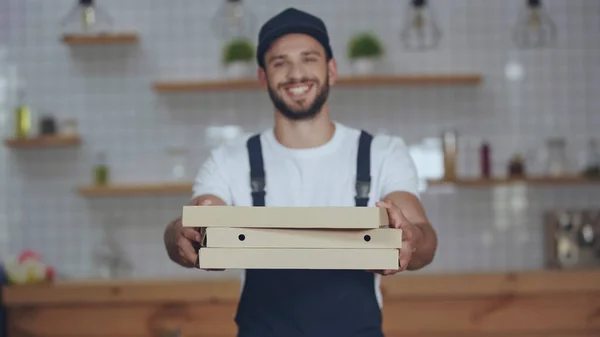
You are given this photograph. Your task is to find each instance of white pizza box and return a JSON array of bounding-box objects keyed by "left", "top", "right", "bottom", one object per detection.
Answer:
[
  {"left": 203, "top": 227, "right": 402, "bottom": 249},
  {"left": 198, "top": 247, "right": 399, "bottom": 270},
  {"left": 182, "top": 205, "right": 389, "bottom": 229}
]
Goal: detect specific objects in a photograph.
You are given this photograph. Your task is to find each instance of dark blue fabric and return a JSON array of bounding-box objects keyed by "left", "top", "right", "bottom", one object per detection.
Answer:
[
  {"left": 256, "top": 8, "right": 333, "bottom": 68},
  {"left": 238, "top": 131, "right": 383, "bottom": 337}
]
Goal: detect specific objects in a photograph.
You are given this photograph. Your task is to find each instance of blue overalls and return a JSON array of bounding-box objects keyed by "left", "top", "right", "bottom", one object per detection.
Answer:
[{"left": 234, "top": 130, "right": 385, "bottom": 337}]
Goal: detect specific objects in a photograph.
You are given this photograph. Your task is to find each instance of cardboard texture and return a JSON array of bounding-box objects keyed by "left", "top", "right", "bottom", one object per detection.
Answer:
[
  {"left": 187, "top": 206, "right": 399, "bottom": 270},
  {"left": 198, "top": 248, "right": 399, "bottom": 270},
  {"left": 182, "top": 205, "right": 389, "bottom": 229},
  {"left": 204, "top": 227, "right": 403, "bottom": 249}
]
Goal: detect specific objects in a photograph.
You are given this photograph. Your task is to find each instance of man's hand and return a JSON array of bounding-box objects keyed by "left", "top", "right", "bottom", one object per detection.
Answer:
[
  {"left": 371, "top": 200, "right": 423, "bottom": 276},
  {"left": 165, "top": 199, "right": 225, "bottom": 271}
]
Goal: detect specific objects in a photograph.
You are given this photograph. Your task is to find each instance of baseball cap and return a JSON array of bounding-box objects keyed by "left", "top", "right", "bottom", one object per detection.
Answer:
[{"left": 256, "top": 7, "right": 333, "bottom": 68}]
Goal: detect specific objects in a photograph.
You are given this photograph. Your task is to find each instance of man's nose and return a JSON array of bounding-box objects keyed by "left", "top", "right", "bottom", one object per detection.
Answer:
[{"left": 287, "top": 63, "right": 306, "bottom": 81}]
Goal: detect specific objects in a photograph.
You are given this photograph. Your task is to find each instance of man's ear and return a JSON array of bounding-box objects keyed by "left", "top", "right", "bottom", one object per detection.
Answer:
[
  {"left": 327, "top": 58, "right": 338, "bottom": 86},
  {"left": 258, "top": 67, "right": 268, "bottom": 89}
]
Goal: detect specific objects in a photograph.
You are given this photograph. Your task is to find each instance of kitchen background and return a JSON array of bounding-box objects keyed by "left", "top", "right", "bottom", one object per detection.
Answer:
[{"left": 0, "top": 0, "right": 599, "bottom": 281}]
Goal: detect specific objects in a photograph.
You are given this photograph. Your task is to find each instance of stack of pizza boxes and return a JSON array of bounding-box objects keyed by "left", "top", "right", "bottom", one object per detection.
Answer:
[{"left": 182, "top": 206, "right": 402, "bottom": 270}]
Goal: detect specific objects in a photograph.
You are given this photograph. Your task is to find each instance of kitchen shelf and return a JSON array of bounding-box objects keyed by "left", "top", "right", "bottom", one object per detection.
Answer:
[
  {"left": 77, "top": 182, "right": 193, "bottom": 197},
  {"left": 4, "top": 135, "right": 82, "bottom": 149},
  {"left": 61, "top": 32, "right": 139, "bottom": 45},
  {"left": 427, "top": 175, "right": 599, "bottom": 187},
  {"left": 152, "top": 74, "right": 483, "bottom": 93}
]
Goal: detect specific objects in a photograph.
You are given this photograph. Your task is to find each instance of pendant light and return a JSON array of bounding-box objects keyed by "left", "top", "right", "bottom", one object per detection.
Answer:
[
  {"left": 60, "top": 0, "right": 114, "bottom": 33},
  {"left": 399, "top": 0, "right": 442, "bottom": 51},
  {"left": 513, "top": 0, "right": 556, "bottom": 49},
  {"left": 211, "top": 0, "right": 257, "bottom": 40}
]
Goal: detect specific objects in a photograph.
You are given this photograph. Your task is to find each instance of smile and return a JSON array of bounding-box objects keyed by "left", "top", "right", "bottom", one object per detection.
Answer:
[{"left": 284, "top": 83, "right": 314, "bottom": 98}]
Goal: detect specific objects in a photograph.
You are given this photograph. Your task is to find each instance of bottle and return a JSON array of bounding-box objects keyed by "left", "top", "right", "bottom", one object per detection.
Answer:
[
  {"left": 441, "top": 130, "right": 457, "bottom": 180},
  {"left": 583, "top": 139, "right": 600, "bottom": 178},
  {"left": 480, "top": 141, "right": 491, "bottom": 178},
  {"left": 94, "top": 152, "right": 109, "bottom": 186},
  {"left": 14, "top": 88, "right": 31, "bottom": 139},
  {"left": 508, "top": 154, "right": 525, "bottom": 178}
]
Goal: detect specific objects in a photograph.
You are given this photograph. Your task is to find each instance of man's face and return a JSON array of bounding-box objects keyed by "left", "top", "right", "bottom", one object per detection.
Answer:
[{"left": 260, "top": 34, "right": 336, "bottom": 121}]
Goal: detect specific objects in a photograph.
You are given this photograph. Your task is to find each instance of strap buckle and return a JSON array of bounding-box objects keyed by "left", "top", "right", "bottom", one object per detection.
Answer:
[
  {"left": 355, "top": 179, "right": 371, "bottom": 199},
  {"left": 250, "top": 175, "right": 266, "bottom": 193}
]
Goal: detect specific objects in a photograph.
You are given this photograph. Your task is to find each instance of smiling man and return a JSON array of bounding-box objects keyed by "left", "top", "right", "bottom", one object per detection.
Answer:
[{"left": 163, "top": 7, "right": 438, "bottom": 337}]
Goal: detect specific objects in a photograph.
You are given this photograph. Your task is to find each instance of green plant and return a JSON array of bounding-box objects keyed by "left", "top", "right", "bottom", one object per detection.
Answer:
[
  {"left": 347, "top": 32, "right": 384, "bottom": 60},
  {"left": 222, "top": 38, "right": 255, "bottom": 65}
]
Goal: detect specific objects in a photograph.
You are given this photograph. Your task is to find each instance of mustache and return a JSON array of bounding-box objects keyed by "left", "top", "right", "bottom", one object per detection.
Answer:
[{"left": 278, "top": 78, "right": 318, "bottom": 89}]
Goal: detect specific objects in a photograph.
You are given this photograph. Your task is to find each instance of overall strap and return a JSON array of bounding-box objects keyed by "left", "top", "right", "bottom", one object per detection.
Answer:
[
  {"left": 246, "top": 134, "right": 266, "bottom": 207},
  {"left": 355, "top": 130, "right": 373, "bottom": 207}
]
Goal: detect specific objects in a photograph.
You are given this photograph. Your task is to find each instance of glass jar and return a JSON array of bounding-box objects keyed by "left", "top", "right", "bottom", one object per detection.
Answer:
[
  {"left": 61, "top": 118, "right": 78, "bottom": 136},
  {"left": 165, "top": 146, "right": 189, "bottom": 181},
  {"left": 441, "top": 129, "right": 458, "bottom": 180},
  {"left": 94, "top": 151, "right": 109, "bottom": 185},
  {"left": 545, "top": 137, "right": 567, "bottom": 176}
]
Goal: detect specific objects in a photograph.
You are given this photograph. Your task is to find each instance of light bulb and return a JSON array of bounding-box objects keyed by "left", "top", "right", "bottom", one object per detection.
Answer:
[
  {"left": 211, "top": 0, "right": 257, "bottom": 41},
  {"left": 513, "top": 0, "right": 556, "bottom": 49},
  {"left": 60, "top": 0, "right": 114, "bottom": 33},
  {"left": 400, "top": 0, "right": 442, "bottom": 51}
]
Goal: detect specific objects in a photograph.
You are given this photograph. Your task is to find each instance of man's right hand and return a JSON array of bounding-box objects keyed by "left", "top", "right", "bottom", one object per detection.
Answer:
[
  {"left": 173, "top": 216, "right": 204, "bottom": 268},
  {"left": 166, "top": 198, "right": 225, "bottom": 270}
]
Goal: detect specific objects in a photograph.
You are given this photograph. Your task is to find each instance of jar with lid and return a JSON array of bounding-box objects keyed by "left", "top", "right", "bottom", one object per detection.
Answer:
[
  {"left": 545, "top": 137, "right": 567, "bottom": 176},
  {"left": 441, "top": 129, "right": 458, "bottom": 180}
]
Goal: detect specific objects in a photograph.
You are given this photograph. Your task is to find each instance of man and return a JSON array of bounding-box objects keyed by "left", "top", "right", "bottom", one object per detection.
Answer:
[{"left": 163, "top": 7, "right": 438, "bottom": 337}]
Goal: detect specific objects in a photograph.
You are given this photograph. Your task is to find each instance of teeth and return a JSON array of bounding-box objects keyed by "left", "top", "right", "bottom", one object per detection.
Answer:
[{"left": 288, "top": 85, "right": 310, "bottom": 96}]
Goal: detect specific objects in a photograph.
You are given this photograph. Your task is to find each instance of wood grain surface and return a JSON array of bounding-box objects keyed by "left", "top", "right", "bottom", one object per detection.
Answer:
[{"left": 3, "top": 270, "right": 600, "bottom": 337}]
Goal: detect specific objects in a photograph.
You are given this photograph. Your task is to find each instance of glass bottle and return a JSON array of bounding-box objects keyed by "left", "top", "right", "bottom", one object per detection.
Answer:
[
  {"left": 582, "top": 139, "right": 600, "bottom": 178},
  {"left": 441, "top": 129, "right": 457, "bottom": 180},
  {"left": 545, "top": 137, "right": 567, "bottom": 177},
  {"left": 480, "top": 141, "right": 491, "bottom": 178},
  {"left": 93, "top": 152, "right": 109, "bottom": 186},
  {"left": 14, "top": 88, "right": 31, "bottom": 139}
]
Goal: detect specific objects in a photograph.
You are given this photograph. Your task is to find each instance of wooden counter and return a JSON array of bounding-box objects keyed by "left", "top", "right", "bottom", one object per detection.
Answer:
[{"left": 3, "top": 269, "right": 600, "bottom": 337}]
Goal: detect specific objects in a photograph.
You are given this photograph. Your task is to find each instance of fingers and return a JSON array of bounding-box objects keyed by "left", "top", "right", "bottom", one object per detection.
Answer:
[
  {"left": 180, "top": 198, "right": 225, "bottom": 270},
  {"left": 177, "top": 236, "right": 199, "bottom": 267},
  {"left": 398, "top": 243, "right": 412, "bottom": 271},
  {"left": 376, "top": 201, "right": 404, "bottom": 229},
  {"left": 368, "top": 269, "right": 399, "bottom": 276},
  {"left": 181, "top": 227, "right": 202, "bottom": 243}
]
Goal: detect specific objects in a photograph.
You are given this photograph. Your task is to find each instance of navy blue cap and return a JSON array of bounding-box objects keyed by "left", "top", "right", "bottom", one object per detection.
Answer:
[{"left": 256, "top": 7, "right": 333, "bottom": 68}]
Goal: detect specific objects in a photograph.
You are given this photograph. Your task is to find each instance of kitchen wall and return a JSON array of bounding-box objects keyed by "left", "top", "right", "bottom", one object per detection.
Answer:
[{"left": 0, "top": 0, "right": 598, "bottom": 280}]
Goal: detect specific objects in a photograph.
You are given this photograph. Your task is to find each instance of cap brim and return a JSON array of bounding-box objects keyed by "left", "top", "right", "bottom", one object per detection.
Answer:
[{"left": 257, "top": 24, "right": 331, "bottom": 65}]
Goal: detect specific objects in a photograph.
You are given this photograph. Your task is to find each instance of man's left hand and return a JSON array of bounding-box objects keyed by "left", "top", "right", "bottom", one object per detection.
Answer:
[{"left": 371, "top": 200, "right": 422, "bottom": 275}]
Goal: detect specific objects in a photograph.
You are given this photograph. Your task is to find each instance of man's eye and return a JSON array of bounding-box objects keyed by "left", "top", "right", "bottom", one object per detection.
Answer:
[{"left": 305, "top": 58, "right": 317, "bottom": 62}]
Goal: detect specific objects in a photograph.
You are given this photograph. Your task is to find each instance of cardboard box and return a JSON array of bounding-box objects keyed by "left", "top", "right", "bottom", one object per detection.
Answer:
[
  {"left": 198, "top": 248, "right": 399, "bottom": 270},
  {"left": 204, "top": 227, "right": 402, "bottom": 249},
  {"left": 182, "top": 205, "right": 389, "bottom": 229}
]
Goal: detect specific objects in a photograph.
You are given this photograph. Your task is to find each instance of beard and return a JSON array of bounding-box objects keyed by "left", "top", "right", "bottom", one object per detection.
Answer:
[{"left": 266, "top": 74, "right": 330, "bottom": 121}]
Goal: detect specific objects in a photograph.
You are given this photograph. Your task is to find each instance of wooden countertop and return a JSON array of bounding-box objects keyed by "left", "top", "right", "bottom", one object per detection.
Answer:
[{"left": 3, "top": 269, "right": 600, "bottom": 306}]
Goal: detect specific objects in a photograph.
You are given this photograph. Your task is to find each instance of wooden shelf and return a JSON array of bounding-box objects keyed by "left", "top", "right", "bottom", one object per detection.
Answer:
[
  {"left": 61, "top": 32, "right": 139, "bottom": 45},
  {"left": 152, "top": 74, "right": 482, "bottom": 93},
  {"left": 77, "top": 182, "right": 192, "bottom": 197},
  {"left": 4, "top": 135, "right": 82, "bottom": 149},
  {"left": 427, "top": 175, "right": 599, "bottom": 187}
]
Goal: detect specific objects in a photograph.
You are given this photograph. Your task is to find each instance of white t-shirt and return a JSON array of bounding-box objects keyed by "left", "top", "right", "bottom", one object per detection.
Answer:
[
  {"left": 191, "top": 121, "right": 420, "bottom": 308},
  {"left": 192, "top": 121, "right": 420, "bottom": 207}
]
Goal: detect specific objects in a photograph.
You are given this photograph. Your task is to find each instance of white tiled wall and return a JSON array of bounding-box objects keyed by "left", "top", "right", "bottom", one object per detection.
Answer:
[{"left": 1, "top": 0, "right": 599, "bottom": 280}]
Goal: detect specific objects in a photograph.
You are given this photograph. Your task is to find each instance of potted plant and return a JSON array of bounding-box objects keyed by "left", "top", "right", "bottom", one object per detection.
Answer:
[
  {"left": 222, "top": 38, "right": 255, "bottom": 78},
  {"left": 347, "top": 32, "right": 384, "bottom": 75}
]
